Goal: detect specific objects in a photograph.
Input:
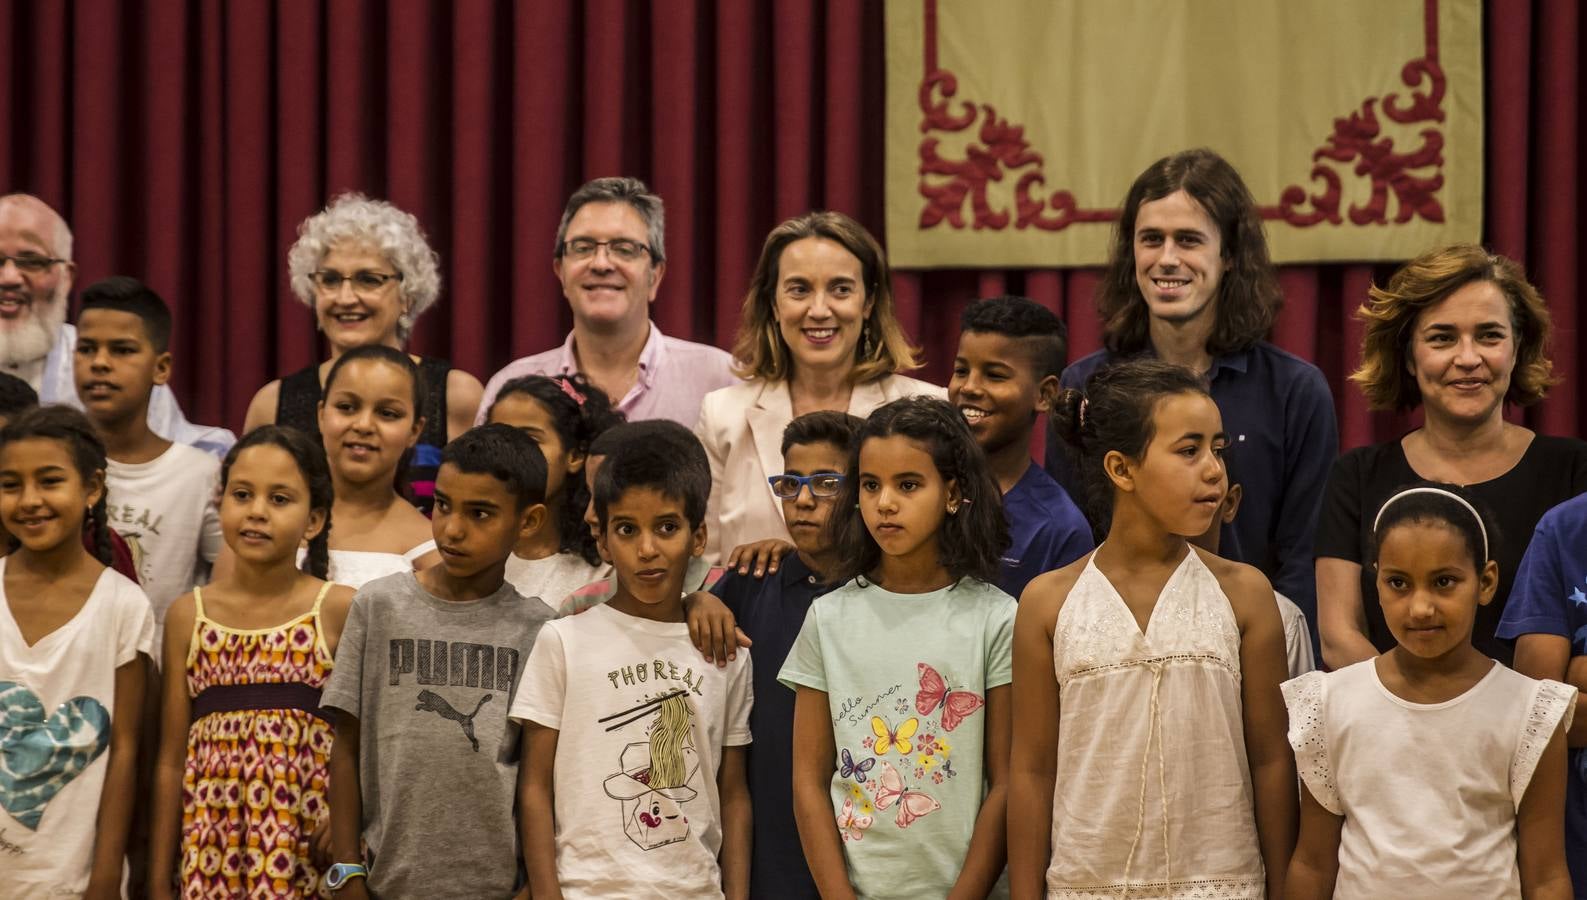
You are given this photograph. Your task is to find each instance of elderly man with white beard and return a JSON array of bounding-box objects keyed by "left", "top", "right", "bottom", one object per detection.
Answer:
[{"left": 0, "top": 193, "right": 233, "bottom": 456}]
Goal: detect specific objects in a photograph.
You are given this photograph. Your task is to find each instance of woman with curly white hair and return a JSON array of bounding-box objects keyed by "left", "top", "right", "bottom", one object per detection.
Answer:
[{"left": 242, "top": 193, "right": 483, "bottom": 513}]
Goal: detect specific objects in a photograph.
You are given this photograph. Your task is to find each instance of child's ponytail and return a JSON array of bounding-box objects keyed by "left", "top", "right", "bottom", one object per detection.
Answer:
[
  {"left": 1057, "top": 361, "right": 1209, "bottom": 539},
  {"left": 302, "top": 522, "right": 331, "bottom": 580},
  {"left": 87, "top": 494, "right": 114, "bottom": 565},
  {"left": 1050, "top": 388, "right": 1087, "bottom": 449},
  {"left": 221, "top": 425, "right": 336, "bottom": 580}
]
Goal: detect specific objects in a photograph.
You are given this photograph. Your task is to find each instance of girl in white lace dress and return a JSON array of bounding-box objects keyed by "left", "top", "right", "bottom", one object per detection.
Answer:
[
  {"left": 1284, "top": 484, "right": 1575, "bottom": 899},
  {"left": 1009, "top": 361, "right": 1295, "bottom": 899}
]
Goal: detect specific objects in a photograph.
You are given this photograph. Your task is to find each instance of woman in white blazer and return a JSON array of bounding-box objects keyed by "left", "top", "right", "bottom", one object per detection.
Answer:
[{"left": 696, "top": 211, "right": 943, "bottom": 561}]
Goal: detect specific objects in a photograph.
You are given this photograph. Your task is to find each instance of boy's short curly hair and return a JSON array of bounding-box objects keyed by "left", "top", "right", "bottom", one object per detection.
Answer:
[
  {"left": 1351, "top": 243, "right": 1556, "bottom": 411},
  {"left": 959, "top": 295, "right": 1069, "bottom": 380},
  {"left": 780, "top": 410, "right": 864, "bottom": 457},
  {"left": 592, "top": 421, "right": 710, "bottom": 531},
  {"left": 441, "top": 423, "right": 549, "bottom": 511},
  {"left": 79, "top": 276, "right": 173, "bottom": 352}
]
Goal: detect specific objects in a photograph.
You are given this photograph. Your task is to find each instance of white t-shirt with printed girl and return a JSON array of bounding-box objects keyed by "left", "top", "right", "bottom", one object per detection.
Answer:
[
  {"left": 0, "top": 561, "right": 155, "bottom": 899},
  {"left": 1283, "top": 659, "right": 1576, "bottom": 899},
  {"left": 511, "top": 602, "right": 752, "bottom": 899},
  {"left": 104, "top": 442, "right": 223, "bottom": 623}
]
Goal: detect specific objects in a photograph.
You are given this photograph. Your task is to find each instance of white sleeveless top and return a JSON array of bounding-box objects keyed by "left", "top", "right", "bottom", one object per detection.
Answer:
[
  {"left": 1283, "top": 660, "right": 1575, "bottom": 899},
  {"left": 296, "top": 541, "right": 437, "bottom": 590},
  {"left": 1048, "top": 548, "right": 1264, "bottom": 899}
]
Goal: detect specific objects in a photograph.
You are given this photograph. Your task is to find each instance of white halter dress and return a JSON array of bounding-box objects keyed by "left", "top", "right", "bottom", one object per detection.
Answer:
[{"left": 1046, "top": 548, "right": 1264, "bottom": 899}]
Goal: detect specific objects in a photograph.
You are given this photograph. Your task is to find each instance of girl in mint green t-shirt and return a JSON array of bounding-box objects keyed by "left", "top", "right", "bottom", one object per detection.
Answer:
[{"left": 780, "top": 396, "right": 1016, "bottom": 899}]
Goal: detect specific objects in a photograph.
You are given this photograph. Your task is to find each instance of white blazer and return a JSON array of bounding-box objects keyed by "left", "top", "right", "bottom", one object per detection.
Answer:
[{"left": 694, "top": 373, "right": 946, "bottom": 562}]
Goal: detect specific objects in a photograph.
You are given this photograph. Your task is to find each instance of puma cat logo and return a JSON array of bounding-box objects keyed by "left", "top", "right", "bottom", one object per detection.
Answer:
[{"left": 415, "top": 690, "right": 493, "bottom": 752}]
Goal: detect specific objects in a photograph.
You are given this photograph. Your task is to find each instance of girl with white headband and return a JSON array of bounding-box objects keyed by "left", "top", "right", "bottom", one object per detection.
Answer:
[{"left": 1286, "top": 482, "right": 1577, "bottom": 899}]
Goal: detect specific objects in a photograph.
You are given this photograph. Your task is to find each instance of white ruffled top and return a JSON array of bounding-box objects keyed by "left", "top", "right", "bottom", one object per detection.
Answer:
[{"left": 1283, "top": 659, "right": 1576, "bottom": 899}]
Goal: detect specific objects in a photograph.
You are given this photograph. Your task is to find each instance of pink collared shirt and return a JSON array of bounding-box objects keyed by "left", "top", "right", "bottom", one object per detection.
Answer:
[{"left": 476, "top": 321, "right": 739, "bottom": 426}]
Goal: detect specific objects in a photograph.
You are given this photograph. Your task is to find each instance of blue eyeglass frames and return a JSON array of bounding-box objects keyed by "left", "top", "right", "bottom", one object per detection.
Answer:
[{"left": 767, "top": 473, "right": 846, "bottom": 499}]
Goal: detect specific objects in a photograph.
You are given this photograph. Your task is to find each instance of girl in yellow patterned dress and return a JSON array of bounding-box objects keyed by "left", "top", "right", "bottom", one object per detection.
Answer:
[{"left": 148, "top": 426, "right": 356, "bottom": 898}]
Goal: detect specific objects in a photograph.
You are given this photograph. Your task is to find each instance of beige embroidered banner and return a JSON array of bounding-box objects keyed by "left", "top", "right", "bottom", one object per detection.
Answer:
[{"left": 885, "top": 0, "right": 1482, "bottom": 268}]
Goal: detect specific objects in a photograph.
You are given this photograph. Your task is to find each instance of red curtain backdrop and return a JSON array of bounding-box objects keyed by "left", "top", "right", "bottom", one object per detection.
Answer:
[{"left": 1, "top": 0, "right": 1580, "bottom": 451}]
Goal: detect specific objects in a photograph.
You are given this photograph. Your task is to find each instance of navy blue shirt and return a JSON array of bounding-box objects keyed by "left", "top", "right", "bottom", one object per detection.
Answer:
[
  {"left": 1000, "top": 462, "right": 1093, "bottom": 599},
  {"left": 1496, "top": 493, "right": 1587, "bottom": 896},
  {"left": 1047, "top": 342, "right": 1337, "bottom": 647},
  {"left": 711, "top": 553, "right": 832, "bottom": 899}
]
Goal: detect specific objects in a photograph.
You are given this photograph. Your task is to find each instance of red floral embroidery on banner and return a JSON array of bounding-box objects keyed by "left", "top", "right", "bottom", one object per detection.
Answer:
[
  {"left": 916, "top": 69, "right": 1115, "bottom": 232},
  {"left": 916, "top": 0, "right": 1449, "bottom": 232},
  {"left": 1269, "top": 55, "right": 1447, "bottom": 228}
]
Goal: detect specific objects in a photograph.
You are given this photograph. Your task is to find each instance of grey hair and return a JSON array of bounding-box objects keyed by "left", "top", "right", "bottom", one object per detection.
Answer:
[
  {"left": 0, "top": 194, "right": 73, "bottom": 261},
  {"left": 286, "top": 193, "right": 442, "bottom": 341},
  {"left": 552, "top": 177, "right": 666, "bottom": 264}
]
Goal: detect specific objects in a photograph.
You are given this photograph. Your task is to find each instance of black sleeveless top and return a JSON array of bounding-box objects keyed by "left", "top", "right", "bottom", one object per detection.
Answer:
[{"left": 275, "top": 356, "right": 451, "bottom": 516}]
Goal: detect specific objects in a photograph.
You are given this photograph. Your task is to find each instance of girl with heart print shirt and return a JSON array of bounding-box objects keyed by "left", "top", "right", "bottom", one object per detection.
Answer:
[
  {"left": 1007, "top": 362, "right": 1295, "bottom": 899},
  {"left": 147, "top": 426, "right": 356, "bottom": 899},
  {"left": 778, "top": 396, "right": 1016, "bottom": 899},
  {"left": 0, "top": 406, "right": 154, "bottom": 900}
]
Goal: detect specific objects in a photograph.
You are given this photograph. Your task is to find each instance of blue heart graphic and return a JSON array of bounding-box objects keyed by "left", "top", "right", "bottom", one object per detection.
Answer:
[{"left": 0, "top": 681, "right": 110, "bottom": 830}]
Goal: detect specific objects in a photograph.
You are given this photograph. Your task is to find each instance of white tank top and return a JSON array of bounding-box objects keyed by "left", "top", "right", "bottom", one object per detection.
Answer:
[{"left": 1047, "top": 547, "right": 1264, "bottom": 899}]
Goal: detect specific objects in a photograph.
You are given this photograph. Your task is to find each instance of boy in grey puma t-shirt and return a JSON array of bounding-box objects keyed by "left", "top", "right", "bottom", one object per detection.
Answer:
[
  {"left": 321, "top": 572, "right": 554, "bottom": 897},
  {"left": 322, "top": 425, "right": 557, "bottom": 899}
]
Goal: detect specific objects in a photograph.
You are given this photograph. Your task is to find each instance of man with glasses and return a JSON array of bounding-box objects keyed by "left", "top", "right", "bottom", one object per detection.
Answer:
[
  {"left": 477, "top": 177, "right": 737, "bottom": 427},
  {"left": 0, "top": 193, "right": 234, "bottom": 456}
]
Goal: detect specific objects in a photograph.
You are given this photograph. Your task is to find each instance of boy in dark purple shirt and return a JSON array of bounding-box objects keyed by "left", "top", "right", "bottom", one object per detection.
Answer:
[
  {"left": 706, "top": 411, "right": 861, "bottom": 900},
  {"left": 950, "top": 296, "right": 1092, "bottom": 599}
]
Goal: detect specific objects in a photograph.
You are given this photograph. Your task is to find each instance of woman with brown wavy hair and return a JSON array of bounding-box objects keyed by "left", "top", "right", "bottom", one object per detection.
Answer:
[
  {"left": 1314, "top": 243, "right": 1587, "bottom": 668},
  {"left": 695, "top": 211, "right": 942, "bottom": 562}
]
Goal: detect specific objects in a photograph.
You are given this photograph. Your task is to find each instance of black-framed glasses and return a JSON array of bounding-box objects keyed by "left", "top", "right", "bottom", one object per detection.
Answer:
[
  {"left": 0, "top": 252, "right": 66, "bottom": 274},
  {"left": 310, "top": 270, "right": 403, "bottom": 295},
  {"left": 768, "top": 473, "right": 845, "bottom": 499},
  {"left": 560, "top": 237, "right": 651, "bottom": 262}
]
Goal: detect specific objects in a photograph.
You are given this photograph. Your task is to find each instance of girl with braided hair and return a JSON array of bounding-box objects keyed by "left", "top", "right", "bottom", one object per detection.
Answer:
[
  {"left": 0, "top": 404, "right": 155, "bottom": 897},
  {"left": 780, "top": 395, "right": 1015, "bottom": 898},
  {"left": 148, "top": 425, "right": 357, "bottom": 898}
]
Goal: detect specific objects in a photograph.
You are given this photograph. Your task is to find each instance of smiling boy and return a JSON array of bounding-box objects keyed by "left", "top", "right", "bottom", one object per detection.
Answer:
[
  {"left": 949, "top": 296, "right": 1091, "bottom": 599},
  {"left": 513, "top": 428, "right": 752, "bottom": 899},
  {"left": 322, "top": 424, "right": 556, "bottom": 899},
  {"left": 73, "top": 277, "right": 221, "bottom": 628}
]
